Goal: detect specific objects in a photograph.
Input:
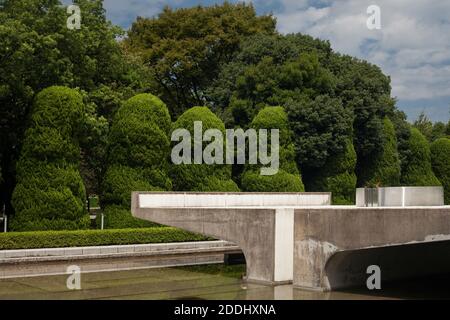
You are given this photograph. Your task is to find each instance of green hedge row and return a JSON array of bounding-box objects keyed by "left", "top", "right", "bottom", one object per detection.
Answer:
[
  {"left": 98, "top": 205, "right": 158, "bottom": 229},
  {"left": 0, "top": 228, "right": 210, "bottom": 250}
]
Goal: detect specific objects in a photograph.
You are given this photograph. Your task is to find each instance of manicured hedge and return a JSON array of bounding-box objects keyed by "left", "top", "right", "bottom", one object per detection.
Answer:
[
  {"left": 98, "top": 205, "right": 158, "bottom": 229},
  {"left": 241, "top": 106, "right": 304, "bottom": 192},
  {"left": 0, "top": 227, "right": 210, "bottom": 250},
  {"left": 101, "top": 165, "right": 168, "bottom": 208},
  {"left": 11, "top": 86, "right": 89, "bottom": 231},
  {"left": 430, "top": 138, "right": 450, "bottom": 204},
  {"left": 170, "top": 106, "right": 239, "bottom": 191}
]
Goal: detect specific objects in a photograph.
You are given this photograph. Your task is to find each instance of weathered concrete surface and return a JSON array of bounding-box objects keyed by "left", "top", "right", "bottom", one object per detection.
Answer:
[
  {"left": 293, "top": 207, "right": 450, "bottom": 291},
  {"left": 132, "top": 192, "right": 331, "bottom": 284},
  {"left": 133, "top": 205, "right": 279, "bottom": 284},
  {"left": 0, "top": 241, "right": 240, "bottom": 279}
]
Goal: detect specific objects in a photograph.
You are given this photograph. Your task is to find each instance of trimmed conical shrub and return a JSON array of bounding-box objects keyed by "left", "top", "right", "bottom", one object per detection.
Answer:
[
  {"left": 170, "top": 106, "right": 239, "bottom": 191},
  {"left": 241, "top": 106, "right": 304, "bottom": 192},
  {"left": 401, "top": 127, "right": 441, "bottom": 186},
  {"left": 11, "top": 86, "right": 89, "bottom": 231},
  {"left": 303, "top": 139, "right": 357, "bottom": 204},
  {"left": 101, "top": 94, "right": 172, "bottom": 228},
  {"left": 430, "top": 138, "right": 450, "bottom": 204},
  {"left": 357, "top": 117, "right": 401, "bottom": 187}
]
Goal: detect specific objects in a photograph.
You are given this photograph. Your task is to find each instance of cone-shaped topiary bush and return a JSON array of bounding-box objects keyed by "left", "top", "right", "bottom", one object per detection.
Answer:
[
  {"left": 241, "top": 106, "right": 304, "bottom": 192},
  {"left": 357, "top": 117, "right": 401, "bottom": 187},
  {"left": 430, "top": 138, "right": 450, "bottom": 204},
  {"left": 401, "top": 127, "right": 441, "bottom": 186},
  {"left": 101, "top": 94, "right": 172, "bottom": 228},
  {"left": 170, "top": 106, "right": 239, "bottom": 191},
  {"left": 303, "top": 139, "right": 357, "bottom": 204},
  {"left": 11, "top": 86, "right": 89, "bottom": 231}
]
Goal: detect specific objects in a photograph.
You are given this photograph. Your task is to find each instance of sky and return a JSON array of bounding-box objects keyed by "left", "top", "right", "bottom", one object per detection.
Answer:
[{"left": 64, "top": 0, "right": 450, "bottom": 122}]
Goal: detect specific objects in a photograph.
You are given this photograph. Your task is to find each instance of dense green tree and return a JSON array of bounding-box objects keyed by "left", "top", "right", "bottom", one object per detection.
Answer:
[
  {"left": 11, "top": 87, "right": 89, "bottom": 231},
  {"left": 334, "top": 57, "right": 395, "bottom": 158},
  {"left": 125, "top": 2, "right": 276, "bottom": 117},
  {"left": 241, "top": 106, "right": 304, "bottom": 192},
  {"left": 0, "top": 0, "right": 148, "bottom": 215},
  {"left": 207, "top": 32, "right": 397, "bottom": 186},
  {"left": 101, "top": 94, "right": 172, "bottom": 228},
  {"left": 170, "top": 107, "right": 239, "bottom": 191},
  {"left": 412, "top": 112, "right": 448, "bottom": 143},
  {"left": 430, "top": 138, "right": 450, "bottom": 204},
  {"left": 389, "top": 109, "right": 412, "bottom": 170},
  {"left": 401, "top": 128, "right": 441, "bottom": 186},
  {"left": 207, "top": 34, "right": 336, "bottom": 127},
  {"left": 357, "top": 118, "right": 401, "bottom": 187},
  {"left": 431, "top": 122, "right": 447, "bottom": 142},
  {"left": 303, "top": 139, "right": 357, "bottom": 204},
  {"left": 286, "top": 95, "right": 353, "bottom": 169},
  {"left": 413, "top": 112, "right": 433, "bottom": 142}
]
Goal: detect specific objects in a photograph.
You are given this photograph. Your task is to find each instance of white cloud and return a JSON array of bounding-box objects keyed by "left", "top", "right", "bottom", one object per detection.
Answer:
[{"left": 274, "top": 0, "right": 450, "bottom": 110}]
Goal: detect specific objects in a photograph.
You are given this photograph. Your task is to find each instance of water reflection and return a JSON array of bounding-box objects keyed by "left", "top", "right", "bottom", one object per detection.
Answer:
[{"left": 0, "top": 264, "right": 449, "bottom": 300}]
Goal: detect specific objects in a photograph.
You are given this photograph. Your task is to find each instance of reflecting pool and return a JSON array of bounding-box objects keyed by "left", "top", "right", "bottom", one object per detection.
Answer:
[{"left": 1, "top": 264, "right": 449, "bottom": 300}]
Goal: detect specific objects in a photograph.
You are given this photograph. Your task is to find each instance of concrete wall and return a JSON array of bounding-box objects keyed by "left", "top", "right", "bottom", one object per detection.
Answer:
[
  {"left": 132, "top": 204, "right": 276, "bottom": 283},
  {"left": 132, "top": 192, "right": 330, "bottom": 284},
  {"left": 131, "top": 192, "right": 322, "bottom": 284},
  {"left": 138, "top": 192, "right": 331, "bottom": 208},
  {"left": 293, "top": 206, "right": 450, "bottom": 291}
]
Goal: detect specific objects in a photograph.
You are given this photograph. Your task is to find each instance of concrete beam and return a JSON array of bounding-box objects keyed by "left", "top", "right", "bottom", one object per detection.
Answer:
[
  {"left": 293, "top": 206, "right": 450, "bottom": 291},
  {"left": 132, "top": 192, "right": 331, "bottom": 284}
]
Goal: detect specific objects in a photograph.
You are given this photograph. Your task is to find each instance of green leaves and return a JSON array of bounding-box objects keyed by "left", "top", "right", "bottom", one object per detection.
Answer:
[
  {"left": 125, "top": 2, "right": 276, "bottom": 117},
  {"left": 0, "top": 227, "right": 209, "bottom": 250},
  {"left": 11, "top": 87, "right": 89, "bottom": 231},
  {"left": 241, "top": 106, "right": 304, "bottom": 192},
  {"left": 430, "top": 138, "right": 450, "bottom": 204},
  {"left": 401, "top": 128, "right": 441, "bottom": 187},
  {"left": 286, "top": 95, "right": 352, "bottom": 168},
  {"left": 170, "top": 106, "right": 238, "bottom": 192},
  {"left": 357, "top": 118, "right": 401, "bottom": 187},
  {"left": 102, "top": 93, "right": 172, "bottom": 226}
]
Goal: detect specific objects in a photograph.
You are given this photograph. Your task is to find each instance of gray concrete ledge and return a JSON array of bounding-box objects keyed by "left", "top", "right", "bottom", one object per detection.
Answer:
[{"left": 0, "top": 241, "right": 242, "bottom": 279}]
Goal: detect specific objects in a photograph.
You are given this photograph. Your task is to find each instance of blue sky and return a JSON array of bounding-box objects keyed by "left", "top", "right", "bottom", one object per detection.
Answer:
[{"left": 65, "top": 0, "right": 450, "bottom": 122}]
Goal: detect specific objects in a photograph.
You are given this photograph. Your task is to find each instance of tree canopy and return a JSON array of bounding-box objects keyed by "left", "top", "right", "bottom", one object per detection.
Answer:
[
  {"left": 0, "top": 0, "right": 151, "bottom": 215},
  {"left": 125, "top": 2, "right": 276, "bottom": 117}
]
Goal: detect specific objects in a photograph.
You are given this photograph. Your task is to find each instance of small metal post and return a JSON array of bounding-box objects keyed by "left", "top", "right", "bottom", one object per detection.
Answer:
[
  {"left": 101, "top": 213, "right": 104, "bottom": 230},
  {"left": 2, "top": 204, "right": 6, "bottom": 233}
]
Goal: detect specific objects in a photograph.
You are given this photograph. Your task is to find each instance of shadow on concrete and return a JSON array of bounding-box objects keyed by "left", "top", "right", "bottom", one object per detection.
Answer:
[{"left": 324, "top": 240, "right": 450, "bottom": 298}]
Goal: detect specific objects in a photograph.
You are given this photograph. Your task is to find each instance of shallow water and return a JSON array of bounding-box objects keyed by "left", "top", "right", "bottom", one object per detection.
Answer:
[{"left": 0, "top": 264, "right": 449, "bottom": 300}]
